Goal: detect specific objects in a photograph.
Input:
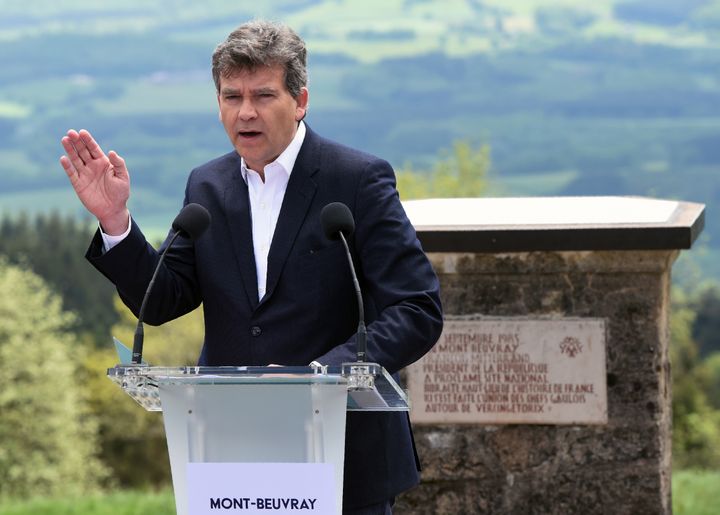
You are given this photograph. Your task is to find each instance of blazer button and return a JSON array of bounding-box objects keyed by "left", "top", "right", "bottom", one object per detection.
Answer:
[{"left": 250, "top": 326, "right": 262, "bottom": 337}]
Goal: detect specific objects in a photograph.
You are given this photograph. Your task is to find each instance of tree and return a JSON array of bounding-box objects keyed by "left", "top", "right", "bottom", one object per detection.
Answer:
[
  {"left": 82, "top": 297, "right": 205, "bottom": 488},
  {"left": 669, "top": 289, "right": 720, "bottom": 469},
  {"left": 0, "top": 212, "right": 119, "bottom": 346},
  {"left": 691, "top": 286, "right": 720, "bottom": 358},
  {"left": 395, "top": 140, "right": 491, "bottom": 199},
  {"left": 0, "top": 259, "right": 107, "bottom": 498},
  {"left": 697, "top": 352, "right": 720, "bottom": 411}
]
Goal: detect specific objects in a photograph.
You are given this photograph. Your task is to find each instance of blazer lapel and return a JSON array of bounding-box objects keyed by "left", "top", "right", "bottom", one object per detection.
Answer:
[
  {"left": 261, "top": 133, "right": 319, "bottom": 305},
  {"left": 224, "top": 168, "right": 260, "bottom": 311}
]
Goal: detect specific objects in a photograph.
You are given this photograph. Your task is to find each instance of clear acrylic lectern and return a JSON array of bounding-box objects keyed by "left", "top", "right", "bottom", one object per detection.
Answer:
[{"left": 108, "top": 362, "right": 409, "bottom": 515}]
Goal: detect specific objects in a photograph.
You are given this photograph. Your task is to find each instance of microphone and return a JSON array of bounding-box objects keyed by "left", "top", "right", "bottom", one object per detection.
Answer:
[
  {"left": 131, "top": 203, "right": 211, "bottom": 364},
  {"left": 320, "top": 202, "right": 366, "bottom": 362},
  {"left": 172, "top": 203, "right": 212, "bottom": 241},
  {"left": 321, "top": 201, "right": 355, "bottom": 240}
]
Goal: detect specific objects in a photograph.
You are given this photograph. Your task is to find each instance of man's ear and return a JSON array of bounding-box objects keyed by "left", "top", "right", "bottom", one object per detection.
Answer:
[{"left": 295, "top": 87, "right": 309, "bottom": 121}]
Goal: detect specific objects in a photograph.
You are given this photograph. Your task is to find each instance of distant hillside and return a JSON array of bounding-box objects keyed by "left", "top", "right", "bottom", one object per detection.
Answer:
[{"left": 0, "top": 0, "right": 717, "bottom": 280}]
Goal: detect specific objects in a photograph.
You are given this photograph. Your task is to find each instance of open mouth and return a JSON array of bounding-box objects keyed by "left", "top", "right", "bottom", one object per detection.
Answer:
[{"left": 238, "top": 130, "right": 262, "bottom": 139}]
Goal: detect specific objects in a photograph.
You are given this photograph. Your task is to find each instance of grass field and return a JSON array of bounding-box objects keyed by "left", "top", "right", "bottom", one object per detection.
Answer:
[
  {"left": 0, "top": 470, "right": 717, "bottom": 514},
  {"left": 673, "top": 470, "right": 720, "bottom": 515},
  {"left": 0, "top": 490, "right": 175, "bottom": 515}
]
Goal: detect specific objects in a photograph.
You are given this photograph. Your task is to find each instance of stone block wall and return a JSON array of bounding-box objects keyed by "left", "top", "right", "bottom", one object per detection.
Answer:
[{"left": 397, "top": 250, "right": 678, "bottom": 514}]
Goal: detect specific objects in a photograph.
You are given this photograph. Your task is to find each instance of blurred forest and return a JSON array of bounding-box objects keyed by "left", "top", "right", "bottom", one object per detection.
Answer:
[{"left": 0, "top": 0, "right": 719, "bottom": 500}]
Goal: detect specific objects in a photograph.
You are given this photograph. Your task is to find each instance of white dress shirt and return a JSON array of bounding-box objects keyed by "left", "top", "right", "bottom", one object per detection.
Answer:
[
  {"left": 241, "top": 121, "right": 305, "bottom": 300},
  {"left": 101, "top": 121, "right": 307, "bottom": 302}
]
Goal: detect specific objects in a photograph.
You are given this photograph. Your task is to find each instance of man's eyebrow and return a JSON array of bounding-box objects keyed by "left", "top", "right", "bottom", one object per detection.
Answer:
[
  {"left": 220, "top": 86, "right": 278, "bottom": 96},
  {"left": 253, "top": 86, "right": 278, "bottom": 95}
]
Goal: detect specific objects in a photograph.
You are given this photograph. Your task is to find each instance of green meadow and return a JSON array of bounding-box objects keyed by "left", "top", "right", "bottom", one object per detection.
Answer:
[{"left": 1, "top": 470, "right": 717, "bottom": 514}]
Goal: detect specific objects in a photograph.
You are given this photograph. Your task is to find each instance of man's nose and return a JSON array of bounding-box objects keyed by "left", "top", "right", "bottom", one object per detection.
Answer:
[{"left": 238, "top": 99, "right": 257, "bottom": 120}]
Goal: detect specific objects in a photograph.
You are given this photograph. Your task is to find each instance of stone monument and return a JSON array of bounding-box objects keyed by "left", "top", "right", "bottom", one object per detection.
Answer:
[{"left": 397, "top": 196, "right": 705, "bottom": 514}]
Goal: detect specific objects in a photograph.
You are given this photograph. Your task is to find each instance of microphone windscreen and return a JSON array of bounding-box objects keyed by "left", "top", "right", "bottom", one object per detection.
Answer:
[
  {"left": 320, "top": 202, "right": 355, "bottom": 240},
  {"left": 172, "top": 203, "right": 211, "bottom": 241}
]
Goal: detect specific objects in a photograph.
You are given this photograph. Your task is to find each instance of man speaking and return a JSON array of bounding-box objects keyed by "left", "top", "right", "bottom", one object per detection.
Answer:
[{"left": 60, "top": 20, "right": 442, "bottom": 514}]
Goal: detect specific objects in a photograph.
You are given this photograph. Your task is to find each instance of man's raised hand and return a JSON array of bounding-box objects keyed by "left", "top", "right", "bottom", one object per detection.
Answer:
[{"left": 60, "top": 129, "right": 131, "bottom": 235}]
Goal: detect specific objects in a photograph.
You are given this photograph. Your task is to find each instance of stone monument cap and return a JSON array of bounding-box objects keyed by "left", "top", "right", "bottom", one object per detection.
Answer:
[{"left": 403, "top": 196, "right": 705, "bottom": 252}]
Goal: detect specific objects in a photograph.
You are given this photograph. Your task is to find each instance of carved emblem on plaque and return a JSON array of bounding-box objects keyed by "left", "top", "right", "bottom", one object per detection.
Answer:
[{"left": 560, "top": 336, "right": 582, "bottom": 358}]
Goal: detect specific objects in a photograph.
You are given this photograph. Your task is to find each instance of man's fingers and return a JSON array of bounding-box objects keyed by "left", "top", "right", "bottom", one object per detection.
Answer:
[
  {"left": 108, "top": 151, "right": 128, "bottom": 178},
  {"left": 63, "top": 129, "right": 95, "bottom": 165},
  {"left": 62, "top": 129, "right": 115, "bottom": 177},
  {"left": 78, "top": 129, "right": 105, "bottom": 159},
  {"left": 60, "top": 155, "right": 86, "bottom": 192},
  {"left": 61, "top": 135, "right": 77, "bottom": 158},
  {"left": 72, "top": 132, "right": 94, "bottom": 164},
  {"left": 59, "top": 155, "right": 76, "bottom": 178},
  {"left": 61, "top": 135, "right": 87, "bottom": 171}
]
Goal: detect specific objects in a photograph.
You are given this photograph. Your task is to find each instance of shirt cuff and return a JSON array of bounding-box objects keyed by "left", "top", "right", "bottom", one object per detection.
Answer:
[
  {"left": 100, "top": 214, "right": 132, "bottom": 252},
  {"left": 309, "top": 361, "right": 327, "bottom": 374}
]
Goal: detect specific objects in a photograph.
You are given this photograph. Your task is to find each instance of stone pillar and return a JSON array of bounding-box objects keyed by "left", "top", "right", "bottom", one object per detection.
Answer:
[{"left": 397, "top": 197, "right": 705, "bottom": 515}]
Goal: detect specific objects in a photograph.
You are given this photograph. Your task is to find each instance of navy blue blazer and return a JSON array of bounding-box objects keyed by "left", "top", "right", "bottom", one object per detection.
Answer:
[{"left": 88, "top": 126, "right": 443, "bottom": 508}]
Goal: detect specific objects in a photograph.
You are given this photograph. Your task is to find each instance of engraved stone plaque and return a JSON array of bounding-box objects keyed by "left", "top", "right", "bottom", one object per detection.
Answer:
[{"left": 407, "top": 318, "right": 607, "bottom": 425}]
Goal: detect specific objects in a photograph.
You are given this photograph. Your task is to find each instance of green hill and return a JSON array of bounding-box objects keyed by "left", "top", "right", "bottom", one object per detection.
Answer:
[{"left": 0, "top": 0, "right": 718, "bottom": 280}]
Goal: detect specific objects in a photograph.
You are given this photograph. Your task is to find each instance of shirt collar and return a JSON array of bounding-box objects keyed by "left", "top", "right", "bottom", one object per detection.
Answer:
[{"left": 240, "top": 121, "right": 306, "bottom": 182}]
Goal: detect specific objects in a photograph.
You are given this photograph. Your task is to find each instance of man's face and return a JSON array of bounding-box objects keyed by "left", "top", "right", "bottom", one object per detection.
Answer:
[{"left": 217, "top": 64, "right": 308, "bottom": 173}]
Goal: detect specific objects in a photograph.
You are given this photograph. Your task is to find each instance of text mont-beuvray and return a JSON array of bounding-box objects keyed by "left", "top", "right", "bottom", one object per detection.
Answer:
[{"left": 210, "top": 497, "right": 318, "bottom": 510}]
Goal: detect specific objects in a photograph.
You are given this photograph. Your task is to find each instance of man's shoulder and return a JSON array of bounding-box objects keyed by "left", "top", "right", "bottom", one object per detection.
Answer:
[
  {"left": 185, "top": 151, "right": 241, "bottom": 188},
  {"left": 305, "top": 127, "right": 388, "bottom": 170},
  {"left": 192, "top": 151, "right": 242, "bottom": 174}
]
